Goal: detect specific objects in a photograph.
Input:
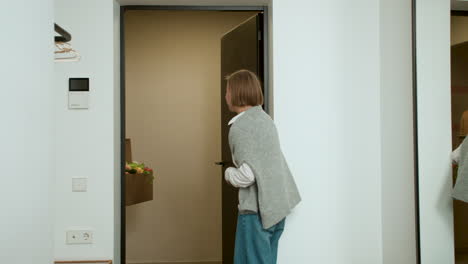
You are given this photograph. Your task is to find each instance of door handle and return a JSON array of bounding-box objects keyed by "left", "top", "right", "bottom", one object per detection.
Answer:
[{"left": 215, "top": 161, "right": 227, "bottom": 166}]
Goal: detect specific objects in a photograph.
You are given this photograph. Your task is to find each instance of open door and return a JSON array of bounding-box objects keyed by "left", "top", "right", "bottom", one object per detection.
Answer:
[{"left": 220, "top": 14, "right": 264, "bottom": 264}]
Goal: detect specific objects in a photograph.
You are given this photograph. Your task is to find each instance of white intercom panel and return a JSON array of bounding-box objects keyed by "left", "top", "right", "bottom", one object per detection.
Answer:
[{"left": 68, "top": 78, "right": 89, "bottom": 109}]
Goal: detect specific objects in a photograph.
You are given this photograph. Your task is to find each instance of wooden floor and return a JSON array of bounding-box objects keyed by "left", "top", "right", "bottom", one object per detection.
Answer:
[
  {"left": 128, "top": 262, "right": 221, "bottom": 264},
  {"left": 130, "top": 256, "right": 468, "bottom": 264}
]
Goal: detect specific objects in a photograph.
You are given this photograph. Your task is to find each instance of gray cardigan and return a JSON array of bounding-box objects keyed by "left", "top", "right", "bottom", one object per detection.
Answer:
[
  {"left": 228, "top": 106, "right": 301, "bottom": 229},
  {"left": 453, "top": 137, "right": 468, "bottom": 202}
]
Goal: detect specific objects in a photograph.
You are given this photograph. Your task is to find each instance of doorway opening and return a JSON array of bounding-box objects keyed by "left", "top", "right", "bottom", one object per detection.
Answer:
[
  {"left": 451, "top": 11, "right": 468, "bottom": 264},
  {"left": 120, "top": 6, "right": 269, "bottom": 264}
]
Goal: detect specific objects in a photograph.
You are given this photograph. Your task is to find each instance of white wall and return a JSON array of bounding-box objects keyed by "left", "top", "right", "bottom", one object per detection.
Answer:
[
  {"left": 273, "top": 1, "right": 383, "bottom": 263},
  {"left": 50, "top": 0, "right": 423, "bottom": 263},
  {"left": 380, "top": 0, "right": 417, "bottom": 263},
  {"left": 54, "top": 0, "right": 120, "bottom": 261},
  {"left": 0, "top": 0, "right": 54, "bottom": 263},
  {"left": 416, "top": 0, "right": 455, "bottom": 263}
]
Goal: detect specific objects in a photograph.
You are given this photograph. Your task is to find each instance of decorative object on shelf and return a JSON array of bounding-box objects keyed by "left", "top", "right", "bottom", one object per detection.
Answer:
[
  {"left": 54, "top": 23, "right": 72, "bottom": 43},
  {"left": 125, "top": 161, "right": 154, "bottom": 180},
  {"left": 125, "top": 138, "right": 154, "bottom": 206},
  {"left": 54, "top": 24, "right": 80, "bottom": 62},
  {"left": 55, "top": 41, "right": 80, "bottom": 62}
]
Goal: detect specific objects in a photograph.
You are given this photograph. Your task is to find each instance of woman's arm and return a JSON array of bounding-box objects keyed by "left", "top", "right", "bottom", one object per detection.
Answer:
[
  {"left": 452, "top": 145, "right": 461, "bottom": 164},
  {"left": 225, "top": 163, "right": 255, "bottom": 188}
]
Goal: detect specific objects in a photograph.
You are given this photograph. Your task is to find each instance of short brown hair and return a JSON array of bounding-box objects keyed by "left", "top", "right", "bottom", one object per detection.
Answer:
[{"left": 226, "top": 69, "right": 264, "bottom": 107}]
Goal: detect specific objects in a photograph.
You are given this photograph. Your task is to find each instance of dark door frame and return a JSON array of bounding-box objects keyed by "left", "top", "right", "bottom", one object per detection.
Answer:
[
  {"left": 120, "top": 5, "right": 269, "bottom": 264},
  {"left": 411, "top": 1, "right": 421, "bottom": 263}
]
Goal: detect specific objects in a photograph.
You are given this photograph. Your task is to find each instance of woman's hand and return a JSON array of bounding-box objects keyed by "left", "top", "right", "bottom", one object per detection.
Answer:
[
  {"left": 225, "top": 164, "right": 255, "bottom": 188},
  {"left": 452, "top": 145, "right": 461, "bottom": 164}
]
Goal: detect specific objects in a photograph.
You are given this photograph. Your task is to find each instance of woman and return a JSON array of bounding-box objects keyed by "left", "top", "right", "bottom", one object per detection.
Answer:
[
  {"left": 453, "top": 137, "right": 468, "bottom": 202},
  {"left": 224, "top": 69, "right": 301, "bottom": 264}
]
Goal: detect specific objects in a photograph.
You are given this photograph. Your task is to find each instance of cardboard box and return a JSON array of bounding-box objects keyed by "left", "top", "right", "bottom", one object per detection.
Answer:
[
  {"left": 125, "top": 138, "right": 132, "bottom": 162},
  {"left": 125, "top": 172, "right": 154, "bottom": 206},
  {"left": 125, "top": 138, "right": 154, "bottom": 206}
]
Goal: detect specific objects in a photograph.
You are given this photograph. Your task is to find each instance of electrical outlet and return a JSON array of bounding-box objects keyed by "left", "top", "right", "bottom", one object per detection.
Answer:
[{"left": 66, "top": 230, "right": 93, "bottom": 244}]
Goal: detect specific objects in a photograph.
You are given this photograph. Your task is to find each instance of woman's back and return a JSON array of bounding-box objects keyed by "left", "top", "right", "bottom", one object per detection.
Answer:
[{"left": 229, "top": 106, "right": 301, "bottom": 229}]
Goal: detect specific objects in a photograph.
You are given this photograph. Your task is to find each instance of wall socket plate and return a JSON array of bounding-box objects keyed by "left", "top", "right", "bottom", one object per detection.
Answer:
[
  {"left": 66, "top": 230, "right": 93, "bottom": 244},
  {"left": 72, "top": 178, "right": 87, "bottom": 192}
]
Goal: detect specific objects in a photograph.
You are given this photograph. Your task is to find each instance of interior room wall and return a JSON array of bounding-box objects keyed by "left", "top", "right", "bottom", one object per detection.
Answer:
[
  {"left": 416, "top": 0, "right": 455, "bottom": 263},
  {"left": 54, "top": 0, "right": 120, "bottom": 260},
  {"left": 273, "top": 1, "right": 384, "bottom": 263},
  {"left": 124, "top": 10, "right": 256, "bottom": 263},
  {"left": 50, "top": 0, "right": 429, "bottom": 263},
  {"left": 380, "top": 0, "right": 417, "bottom": 263},
  {"left": 0, "top": 0, "right": 54, "bottom": 263}
]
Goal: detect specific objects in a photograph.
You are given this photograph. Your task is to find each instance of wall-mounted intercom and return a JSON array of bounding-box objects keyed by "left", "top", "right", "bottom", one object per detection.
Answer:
[{"left": 68, "top": 78, "right": 89, "bottom": 109}]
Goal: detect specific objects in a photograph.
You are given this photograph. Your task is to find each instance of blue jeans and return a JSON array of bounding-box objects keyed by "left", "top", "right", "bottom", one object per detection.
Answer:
[{"left": 234, "top": 214, "right": 286, "bottom": 264}]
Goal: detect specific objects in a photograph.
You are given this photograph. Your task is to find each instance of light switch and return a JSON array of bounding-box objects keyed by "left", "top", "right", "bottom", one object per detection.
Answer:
[{"left": 72, "top": 178, "right": 87, "bottom": 192}]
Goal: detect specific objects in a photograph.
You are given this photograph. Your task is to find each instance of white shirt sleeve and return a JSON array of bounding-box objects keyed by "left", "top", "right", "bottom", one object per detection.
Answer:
[
  {"left": 452, "top": 145, "right": 461, "bottom": 164},
  {"left": 225, "top": 163, "right": 255, "bottom": 188}
]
